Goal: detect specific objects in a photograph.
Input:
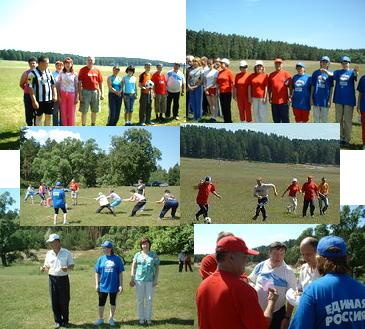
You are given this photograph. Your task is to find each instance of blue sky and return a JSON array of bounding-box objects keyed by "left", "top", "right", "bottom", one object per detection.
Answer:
[
  {"left": 25, "top": 127, "right": 180, "bottom": 170},
  {"left": 187, "top": 0, "right": 365, "bottom": 49},
  {"left": 0, "top": 188, "right": 19, "bottom": 212},
  {"left": 185, "top": 123, "right": 339, "bottom": 140},
  {"left": 194, "top": 224, "right": 318, "bottom": 254}
]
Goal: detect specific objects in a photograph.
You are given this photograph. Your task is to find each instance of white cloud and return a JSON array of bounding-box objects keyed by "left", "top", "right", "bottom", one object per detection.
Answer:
[{"left": 26, "top": 129, "right": 81, "bottom": 144}]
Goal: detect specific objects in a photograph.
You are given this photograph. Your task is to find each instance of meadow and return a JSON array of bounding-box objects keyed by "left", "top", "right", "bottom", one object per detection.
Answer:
[
  {"left": 0, "top": 251, "right": 200, "bottom": 329},
  {"left": 20, "top": 186, "right": 180, "bottom": 226},
  {"left": 187, "top": 59, "right": 365, "bottom": 149},
  {"left": 180, "top": 158, "right": 340, "bottom": 224},
  {"left": 0, "top": 60, "right": 186, "bottom": 149}
]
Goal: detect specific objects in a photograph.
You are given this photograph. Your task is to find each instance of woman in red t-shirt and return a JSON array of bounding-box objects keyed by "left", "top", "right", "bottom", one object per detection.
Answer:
[
  {"left": 216, "top": 58, "right": 234, "bottom": 123},
  {"left": 234, "top": 60, "right": 252, "bottom": 122}
]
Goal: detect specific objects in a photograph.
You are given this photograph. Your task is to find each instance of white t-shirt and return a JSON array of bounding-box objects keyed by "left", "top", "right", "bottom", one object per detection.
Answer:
[
  {"left": 96, "top": 194, "right": 109, "bottom": 206},
  {"left": 166, "top": 70, "right": 185, "bottom": 93},
  {"left": 44, "top": 247, "right": 74, "bottom": 276},
  {"left": 58, "top": 72, "right": 78, "bottom": 93},
  {"left": 249, "top": 259, "right": 296, "bottom": 312},
  {"left": 108, "top": 192, "right": 121, "bottom": 201},
  {"left": 253, "top": 183, "right": 275, "bottom": 198},
  {"left": 298, "top": 263, "right": 321, "bottom": 290},
  {"left": 204, "top": 68, "right": 218, "bottom": 89},
  {"left": 133, "top": 193, "right": 146, "bottom": 202}
]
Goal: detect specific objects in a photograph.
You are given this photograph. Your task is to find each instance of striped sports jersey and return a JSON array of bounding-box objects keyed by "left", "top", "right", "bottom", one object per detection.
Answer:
[{"left": 28, "top": 67, "right": 55, "bottom": 102}]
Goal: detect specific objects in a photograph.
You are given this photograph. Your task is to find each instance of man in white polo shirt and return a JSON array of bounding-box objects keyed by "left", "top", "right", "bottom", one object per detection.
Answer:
[
  {"left": 298, "top": 237, "right": 320, "bottom": 291},
  {"left": 166, "top": 63, "right": 185, "bottom": 120},
  {"left": 40, "top": 234, "right": 74, "bottom": 328},
  {"left": 249, "top": 241, "right": 296, "bottom": 329}
]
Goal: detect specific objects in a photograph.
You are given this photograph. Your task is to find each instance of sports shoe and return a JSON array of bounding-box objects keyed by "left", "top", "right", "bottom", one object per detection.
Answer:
[
  {"left": 195, "top": 214, "right": 199, "bottom": 221},
  {"left": 54, "top": 323, "right": 61, "bottom": 329},
  {"left": 63, "top": 221, "right": 69, "bottom": 225},
  {"left": 94, "top": 319, "right": 104, "bottom": 326},
  {"left": 252, "top": 215, "right": 258, "bottom": 220},
  {"left": 174, "top": 116, "right": 180, "bottom": 120},
  {"left": 263, "top": 216, "right": 267, "bottom": 221},
  {"left": 109, "top": 319, "right": 116, "bottom": 327}
]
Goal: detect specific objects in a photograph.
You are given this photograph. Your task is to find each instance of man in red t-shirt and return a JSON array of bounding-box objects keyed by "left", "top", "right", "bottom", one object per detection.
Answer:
[
  {"left": 68, "top": 179, "right": 80, "bottom": 206},
  {"left": 78, "top": 56, "right": 104, "bottom": 126},
  {"left": 281, "top": 178, "right": 302, "bottom": 214},
  {"left": 268, "top": 58, "right": 292, "bottom": 123},
  {"left": 301, "top": 176, "right": 319, "bottom": 217},
  {"left": 196, "top": 236, "right": 278, "bottom": 329},
  {"left": 151, "top": 64, "right": 167, "bottom": 122},
  {"left": 195, "top": 176, "right": 221, "bottom": 222}
]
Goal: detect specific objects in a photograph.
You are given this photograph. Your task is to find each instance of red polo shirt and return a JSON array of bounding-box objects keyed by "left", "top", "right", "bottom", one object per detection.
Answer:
[
  {"left": 216, "top": 69, "right": 234, "bottom": 93},
  {"left": 78, "top": 66, "right": 103, "bottom": 90},
  {"left": 302, "top": 181, "right": 319, "bottom": 201},
  {"left": 151, "top": 72, "right": 167, "bottom": 95},
  {"left": 268, "top": 70, "right": 292, "bottom": 104}
]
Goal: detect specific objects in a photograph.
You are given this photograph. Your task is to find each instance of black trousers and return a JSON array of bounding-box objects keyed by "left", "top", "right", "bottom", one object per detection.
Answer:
[
  {"left": 166, "top": 91, "right": 180, "bottom": 118},
  {"left": 131, "top": 200, "right": 147, "bottom": 216},
  {"left": 303, "top": 199, "right": 315, "bottom": 216},
  {"left": 185, "top": 260, "right": 193, "bottom": 272},
  {"left": 178, "top": 261, "right": 184, "bottom": 272},
  {"left": 196, "top": 204, "right": 209, "bottom": 218},
  {"left": 202, "top": 92, "right": 209, "bottom": 115},
  {"left": 96, "top": 204, "right": 114, "bottom": 214},
  {"left": 98, "top": 291, "right": 117, "bottom": 306},
  {"left": 139, "top": 93, "right": 152, "bottom": 124},
  {"left": 24, "top": 93, "right": 36, "bottom": 126},
  {"left": 269, "top": 305, "right": 286, "bottom": 329},
  {"left": 49, "top": 275, "right": 70, "bottom": 325},
  {"left": 219, "top": 92, "right": 232, "bottom": 123}
]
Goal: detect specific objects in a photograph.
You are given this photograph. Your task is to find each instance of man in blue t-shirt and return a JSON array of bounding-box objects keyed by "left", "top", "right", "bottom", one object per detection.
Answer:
[
  {"left": 52, "top": 182, "right": 68, "bottom": 225},
  {"left": 289, "top": 236, "right": 365, "bottom": 329},
  {"left": 357, "top": 74, "right": 365, "bottom": 149},
  {"left": 311, "top": 56, "right": 334, "bottom": 123},
  {"left": 333, "top": 56, "right": 359, "bottom": 146}
]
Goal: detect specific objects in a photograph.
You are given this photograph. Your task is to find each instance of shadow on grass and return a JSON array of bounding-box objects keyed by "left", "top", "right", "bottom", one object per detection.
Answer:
[
  {"left": 0, "top": 130, "right": 20, "bottom": 150},
  {"left": 121, "top": 318, "right": 194, "bottom": 326}
]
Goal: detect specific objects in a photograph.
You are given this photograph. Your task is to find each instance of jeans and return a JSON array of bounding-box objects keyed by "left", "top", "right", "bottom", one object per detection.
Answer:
[
  {"left": 159, "top": 200, "right": 179, "bottom": 218},
  {"left": 107, "top": 92, "right": 122, "bottom": 126},
  {"left": 124, "top": 94, "right": 136, "bottom": 113},
  {"left": 189, "top": 86, "right": 203, "bottom": 120}
]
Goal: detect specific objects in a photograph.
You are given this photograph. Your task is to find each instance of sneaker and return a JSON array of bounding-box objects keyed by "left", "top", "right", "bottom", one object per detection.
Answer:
[
  {"left": 195, "top": 214, "right": 199, "bottom": 221},
  {"left": 252, "top": 215, "right": 258, "bottom": 220},
  {"left": 94, "top": 319, "right": 104, "bottom": 326},
  {"left": 62, "top": 323, "right": 70, "bottom": 328},
  {"left": 174, "top": 116, "right": 180, "bottom": 120},
  {"left": 54, "top": 323, "right": 61, "bottom": 329},
  {"left": 63, "top": 221, "right": 69, "bottom": 225},
  {"left": 109, "top": 319, "right": 116, "bottom": 327},
  {"left": 140, "top": 123, "right": 146, "bottom": 126}
]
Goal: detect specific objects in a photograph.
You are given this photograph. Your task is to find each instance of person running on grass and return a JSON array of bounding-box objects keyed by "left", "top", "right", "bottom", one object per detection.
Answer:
[
  {"left": 318, "top": 177, "right": 329, "bottom": 215},
  {"left": 301, "top": 176, "right": 319, "bottom": 217},
  {"left": 281, "top": 178, "right": 302, "bottom": 214},
  {"left": 95, "top": 192, "right": 116, "bottom": 216},
  {"left": 124, "top": 189, "right": 147, "bottom": 217},
  {"left": 252, "top": 177, "right": 278, "bottom": 221},
  {"left": 194, "top": 176, "right": 221, "bottom": 222},
  {"left": 24, "top": 184, "right": 35, "bottom": 204}
]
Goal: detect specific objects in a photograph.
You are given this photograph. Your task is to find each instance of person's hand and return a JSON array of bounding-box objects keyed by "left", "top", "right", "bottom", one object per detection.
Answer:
[
  {"left": 129, "top": 279, "right": 135, "bottom": 287},
  {"left": 205, "top": 90, "right": 209, "bottom": 96},
  {"left": 32, "top": 100, "right": 39, "bottom": 110},
  {"left": 95, "top": 284, "right": 99, "bottom": 292},
  {"left": 288, "top": 97, "right": 292, "bottom": 105},
  {"left": 181, "top": 91, "right": 184, "bottom": 96},
  {"left": 263, "top": 98, "right": 267, "bottom": 104},
  {"left": 118, "top": 285, "right": 123, "bottom": 294},
  {"left": 357, "top": 106, "right": 360, "bottom": 115},
  {"left": 79, "top": 94, "right": 83, "bottom": 102},
  {"left": 268, "top": 97, "right": 272, "bottom": 104},
  {"left": 40, "top": 265, "right": 49, "bottom": 272},
  {"left": 52, "top": 96, "right": 57, "bottom": 103},
  {"left": 267, "top": 287, "right": 278, "bottom": 303},
  {"left": 100, "top": 95, "right": 104, "bottom": 101},
  {"left": 61, "top": 266, "right": 68, "bottom": 272},
  {"left": 328, "top": 100, "right": 332, "bottom": 108}
]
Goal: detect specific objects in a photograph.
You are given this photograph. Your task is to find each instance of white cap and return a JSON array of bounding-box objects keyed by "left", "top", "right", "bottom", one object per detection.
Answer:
[
  {"left": 239, "top": 60, "right": 248, "bottom": 67},
  {"left": 221, "top": 58, "right": 230, "bottom": 66},
  {"left": 255, "top": 60, "right": 264, "bottom": 66},
  {"left": 98, "top": 192, "right": 103, "bottom": 196},
  {"left": 46, "top": 233, "right": 60, "bottom": 243},
  {"left": 292, "top": 178, "right": 298, "bottom": 182}
]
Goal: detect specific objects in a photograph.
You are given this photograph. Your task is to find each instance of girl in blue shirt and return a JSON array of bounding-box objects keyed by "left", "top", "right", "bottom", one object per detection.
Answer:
[
  {"left": 107, "top": 66, "right": 123, "bottom": 126},
  {"left": 130, "top": 237, "right": 160, "bottom": 325},
  {"left": 94, "top": 241, "right": 124, "bottom": 327},
  {"left": 122, "top": 65, "right": 138, "bottom": 126}
]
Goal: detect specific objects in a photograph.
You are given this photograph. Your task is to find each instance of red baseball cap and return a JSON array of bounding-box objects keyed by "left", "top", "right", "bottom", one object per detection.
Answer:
[
  {"left": 274, "top": 58, "right": 283, "bottom": 63},
  {"left": 216, "top": 236, "right": 259, "bottom": 255}
]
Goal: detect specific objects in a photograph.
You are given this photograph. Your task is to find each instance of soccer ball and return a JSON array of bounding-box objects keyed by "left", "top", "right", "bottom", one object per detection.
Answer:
[
  {"left": 204, "top": 217, "right": 212, "bottom": 224},
  {"left": 145, "top": 80, "right": 154, "bottom": 89}
]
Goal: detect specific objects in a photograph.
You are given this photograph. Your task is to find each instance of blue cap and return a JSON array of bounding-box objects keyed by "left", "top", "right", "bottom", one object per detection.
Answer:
[
  {"left": 317, "top": 236, "right": 346, "bottom": 258},
  {"left": 55, "top": 182, "right": 61, "bottom": 186},
  {"left": 101, "top": 241, "right": 113, "bottom": 248},
  {"left": 296, "top": 62, "right": 305, "bottom": 68},
  {"left": 320, "top": 56, "right": 330, "bottom": 62},
  {"left": 340, "top": 56, "right": 351, "bottom": 63}
]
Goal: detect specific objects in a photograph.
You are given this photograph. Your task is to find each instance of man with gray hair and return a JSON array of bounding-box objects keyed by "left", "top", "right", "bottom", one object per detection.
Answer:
[
  {"left": 78, "top": 56, "right": 104, "bottom": 126},
  {"left": 298, "top": 237, "right": 320, "bottom": 290},
  {"left": 40, "top": 234, "right": 74, "bottom": 328}
]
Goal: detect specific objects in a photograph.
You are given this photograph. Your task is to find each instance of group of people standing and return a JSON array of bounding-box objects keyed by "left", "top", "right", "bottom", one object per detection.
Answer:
[
  {"left": 41, "top": 234, "right": 159, "bottom": 327},
  {"left": 20, "top": 56, "right": 185, "bottom": 127}
]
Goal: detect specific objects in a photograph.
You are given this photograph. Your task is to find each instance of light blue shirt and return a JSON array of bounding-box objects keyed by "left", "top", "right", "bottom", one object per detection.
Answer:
[
  {"left": 133, "top": 251, "right": 160, "bottom": 282},
  {"left": 123, "top": 75, "right": 137, "bottom": 94},
  {"left": 109, "top": 75, "right": 122, "bottom": 92}
]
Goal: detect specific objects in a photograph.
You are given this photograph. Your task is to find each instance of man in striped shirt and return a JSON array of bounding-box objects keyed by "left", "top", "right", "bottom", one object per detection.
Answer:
[{"left": 28, "top": 55, "right": 57, "bottom": 126}]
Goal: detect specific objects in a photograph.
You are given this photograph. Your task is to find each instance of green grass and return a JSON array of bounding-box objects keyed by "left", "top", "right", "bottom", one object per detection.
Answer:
[
  {"left": 0, "top": 251, "right": 199, "bottom": 329},
  {"left": 0, "top": 60, "right": 186, "bottom": 149},
  {"left": 180, "top": 158, "right": 339, "bottom": 224},
  {"left": 186, "top": 59, "right": 364, "bottom": 149},
  {"left": 20, "top": 186, "right": 180, "bottom": 226}
]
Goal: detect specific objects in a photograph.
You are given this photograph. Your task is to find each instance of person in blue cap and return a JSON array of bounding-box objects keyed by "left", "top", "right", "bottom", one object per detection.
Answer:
[
  {"left": 291, "top": 63, "right": 312, "bottom": 123},
  {"left": 311, "top": 56, "right": 334, "bottom": 123},
  {"left": 333, "top": 56, "right": 359, "bottom": 146},
  {"left": 94, "top": 241, "right": 125, "bottom": 327},
  {"left": 356, "top": 72, "right": 365, "bottom": 149},
  {"left": 289, "top": 235, "right": 365, "bottom": 329},
  {"left": 52, "top": 182, "right": 68, "bottom": 225}
]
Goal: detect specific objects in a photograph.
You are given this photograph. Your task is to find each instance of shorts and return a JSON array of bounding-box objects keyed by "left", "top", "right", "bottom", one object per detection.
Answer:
[
  {"left": 71, "top": 191, "right": 78, "bottom": 198},
  {"left": 35, "top": 101, "right": 54, "bottom": 116},
  {"left": 110, "top": 199, "right": 122, "bottom": 208},
  {"left": 54, "top": 206, "right": 67, "bottom": 214},
  {"left": 206, "top": 87, "right": 217, "bottom": 96},
  {"left": 79, "top": 89, "right": 100, "bottom": 113}
]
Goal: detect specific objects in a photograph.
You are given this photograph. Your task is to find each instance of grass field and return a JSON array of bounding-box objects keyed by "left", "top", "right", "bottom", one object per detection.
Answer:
[
  {"left": 180, "top": 158, "right": 340, "bottom": 224},
  {"left": 0, "top": 250, "right": 200, "bottom": 329},
  {"left": 0, "top": 60, "right": 186, "bottom": 149},
  {"left": 187, "top": 59, "right": 364, "bottom": 149},
  {"left": 20, "top": 186, "right": 180, "bottom": 226}
]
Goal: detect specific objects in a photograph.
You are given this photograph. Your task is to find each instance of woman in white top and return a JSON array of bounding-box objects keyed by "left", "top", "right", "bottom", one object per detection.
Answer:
[
  {"left": 57, "top": 57, "right": 78, "bottom": 126},
  {"left": 124, "top": 189, "right": 146, "bottom": 217},
  {"left": 203, "top": 59, "right": 219, "bottom": 122},
  {"left": 188, "top": 57, "right": 203, "bottom": 121}
]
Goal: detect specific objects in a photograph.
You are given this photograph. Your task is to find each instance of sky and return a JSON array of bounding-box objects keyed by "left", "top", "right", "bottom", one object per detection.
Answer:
[
  {"left": 0, "top": 0, "right": 185, "bottom": 63},
  {"left": 194, "top": 224, "right": 318, "bottom": 254},
  {"left": 187, "top": 0, "right": 365, "bottom": 50},
  {"left": 184, "top": 123, "right": 339, "bottom": 140},
  {"left": 0, "top": 188, "right": 20, "bottom": 212},
  {"left": 25, "top": 127, "right": 180, "bottom": 170}
]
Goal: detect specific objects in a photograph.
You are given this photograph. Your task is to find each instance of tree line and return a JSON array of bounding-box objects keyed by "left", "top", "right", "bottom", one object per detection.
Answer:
[
  {"left": 0, "top": 49, "right": 173, "bottom": 66},
  {"left": 181, "top": 125, "right": 340, "bottom": 165},
  {"left": 21, "top": 128, "right": 180, "bottom": 187},
  {"left": 187, "top": 29, "right": 365, "bottom": 63},
  {"left": 0, "top": 191, "right": 193, "bottom": 266}
]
